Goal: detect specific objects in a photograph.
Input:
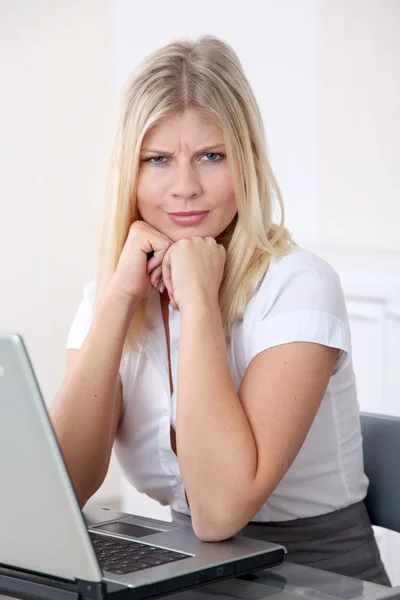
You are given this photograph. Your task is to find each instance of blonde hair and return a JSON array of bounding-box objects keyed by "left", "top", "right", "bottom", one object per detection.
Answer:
[{"left": 98, "top": 35, "right": 294, "bottom": 346}]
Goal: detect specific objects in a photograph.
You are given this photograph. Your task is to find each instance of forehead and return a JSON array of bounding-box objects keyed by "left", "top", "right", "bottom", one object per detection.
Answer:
[{"left": 142, "top": 110, "right": 224, "bottom": 148}]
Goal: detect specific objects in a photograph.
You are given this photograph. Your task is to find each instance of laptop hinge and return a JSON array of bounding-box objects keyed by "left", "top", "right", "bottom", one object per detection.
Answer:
[{"left": 76, "top": 579, "right": 107, "bottom": 600}]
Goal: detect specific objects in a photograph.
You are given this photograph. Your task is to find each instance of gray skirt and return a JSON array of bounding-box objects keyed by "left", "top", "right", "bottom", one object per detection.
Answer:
[{"left": 172, "top": 501, "right": 391, "bottom": 586}]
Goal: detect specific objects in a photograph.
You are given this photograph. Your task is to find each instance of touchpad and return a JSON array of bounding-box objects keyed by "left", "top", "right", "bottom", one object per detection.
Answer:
[{"left": 93, "top": 521, "right": 163, "bottom": 538}]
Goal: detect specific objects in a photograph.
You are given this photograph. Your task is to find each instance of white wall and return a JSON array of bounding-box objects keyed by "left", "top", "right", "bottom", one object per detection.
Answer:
[{"left": 318, "top": 0, "right": 400, "bottom": 252}]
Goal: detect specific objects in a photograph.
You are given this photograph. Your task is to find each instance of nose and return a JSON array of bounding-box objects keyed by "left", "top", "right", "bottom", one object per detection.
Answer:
[{"left": 170, "top": 163, "right": 202, "bottom": 200}]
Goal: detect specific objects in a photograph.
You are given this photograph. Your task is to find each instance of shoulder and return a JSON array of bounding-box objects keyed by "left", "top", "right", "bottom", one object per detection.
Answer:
[
  {"left": 246, "top": 246, "right": 347, "bottom": 322},
  {"left": 239, "top": 247, "right": 351, "bottom": 365},
  {"left": 66, "top": 280, "right": 97, "bottom": 349},
  {"left": 82, "top": 280, "right": 97, "bottom": 302},
  {"left": 73, "top": 279, "right": 97, "bottom": 318},
  {"left": 263, "top": 246, "right": 341, "bottom": 299},
  {"left": 269, "top": 245, "right": 338, "bottom": 278}
]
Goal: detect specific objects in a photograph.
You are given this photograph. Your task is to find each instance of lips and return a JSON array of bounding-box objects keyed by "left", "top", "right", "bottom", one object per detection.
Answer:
[{"left": 168, "top": 211, "right": 209, "bottom": 226}]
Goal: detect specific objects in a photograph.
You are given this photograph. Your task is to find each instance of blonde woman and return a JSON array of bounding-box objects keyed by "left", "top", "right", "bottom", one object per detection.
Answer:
[{"left": 50, "top": 36, "right": 390, "bottom": 585}]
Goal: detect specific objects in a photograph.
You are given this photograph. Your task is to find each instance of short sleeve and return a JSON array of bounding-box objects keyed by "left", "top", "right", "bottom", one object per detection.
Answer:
[
  {"left": 66, "top": 281, "right": 96, "bottom": 349},
  {"left": 245, "top": 249, "right": 352, "bottom": 371}
]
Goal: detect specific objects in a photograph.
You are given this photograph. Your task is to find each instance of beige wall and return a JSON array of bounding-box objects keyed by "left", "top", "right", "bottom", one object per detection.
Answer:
[
  {"left": 318, "top": 0, "right": 400, "bottom": 252},
  {"left": 0, "top": 0, "right": 112, "bottom": 401}
]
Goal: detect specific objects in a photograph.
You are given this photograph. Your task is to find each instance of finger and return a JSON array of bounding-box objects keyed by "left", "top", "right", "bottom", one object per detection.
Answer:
[
  {"left": 149, "top": 265, "right": 162, "bottom": 287},
  {"left": 161, "top": 252, "right": 178, "bottom": 309},
  {"left": 147, "top": 256, "right": 158, "bottom": 273},
  {"left": 161, "top": 251, "right": 173, "bottom": 299},
  {"left": 146, "top": 244, "right": 170, "bottom": 273},
  {"left": 167, "top": 289, "right": 178, "bottom": 309}
]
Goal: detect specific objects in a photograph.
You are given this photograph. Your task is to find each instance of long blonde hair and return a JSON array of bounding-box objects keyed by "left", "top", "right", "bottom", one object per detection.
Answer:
[{"left": 97, "top": 35, "right": 293, "bottom": 346}]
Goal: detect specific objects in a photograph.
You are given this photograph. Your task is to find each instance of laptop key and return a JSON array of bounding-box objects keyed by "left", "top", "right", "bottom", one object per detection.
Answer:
[
  {"left": 165, "top": 552, "right": 187, "bottom": 559},
  {"left": 151, "top": 553, "right": 176, "bottom": 562},
  {"left": 142, "top": 557, "right": 163, "bottom": 566},
  {"left": 89, "top": 532, "right": 189, "bottom": 575}
]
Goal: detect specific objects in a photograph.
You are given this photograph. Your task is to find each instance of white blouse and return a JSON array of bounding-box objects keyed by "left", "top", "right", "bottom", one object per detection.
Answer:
[{"left": 67, "top": 246, "right": 368, "bottom": 522}]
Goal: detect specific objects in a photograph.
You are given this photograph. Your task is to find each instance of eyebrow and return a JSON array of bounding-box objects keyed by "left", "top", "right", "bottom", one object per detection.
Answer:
[{"left": 141, "top": 144, "right": 225, "bottom": 155}]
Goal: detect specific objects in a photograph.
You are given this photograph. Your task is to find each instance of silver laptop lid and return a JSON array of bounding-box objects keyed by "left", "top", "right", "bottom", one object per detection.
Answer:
[{"left": 0, "top": 333, "right": 102, "bottom": 583}]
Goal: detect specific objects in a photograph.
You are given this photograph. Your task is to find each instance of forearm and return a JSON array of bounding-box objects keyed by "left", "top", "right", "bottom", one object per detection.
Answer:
[
  {"left": 177, "top": 302, "right": 257, "bottom": 538},
  {"left": 50, "top": 289, "right": 138, "bottom": 499}
]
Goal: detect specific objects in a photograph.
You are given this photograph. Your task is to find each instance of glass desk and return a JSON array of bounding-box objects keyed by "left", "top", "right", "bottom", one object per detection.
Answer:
[{"left": 162, "top": 561, "right": 400, "bottom": 600}]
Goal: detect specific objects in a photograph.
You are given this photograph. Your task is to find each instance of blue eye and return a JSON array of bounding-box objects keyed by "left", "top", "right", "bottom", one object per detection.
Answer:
[
  {"left": 147, "top": 156, "right": 167, "bottom": 165},
  {"left": 203, "top": 153, "right": 224, "bottom": 162}
]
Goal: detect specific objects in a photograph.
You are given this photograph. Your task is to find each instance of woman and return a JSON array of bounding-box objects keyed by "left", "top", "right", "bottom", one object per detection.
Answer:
[{"left": 50, "top": 36, "right": 390, "bottom": 585}]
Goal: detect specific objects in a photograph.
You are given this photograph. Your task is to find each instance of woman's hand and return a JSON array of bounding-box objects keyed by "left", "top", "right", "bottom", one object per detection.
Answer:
[
  {"left": 162, "top": 237, "right": 226, "bottom": 311},
  {"left": 107, "top": 221, "right": 173, "bottom": 304}
]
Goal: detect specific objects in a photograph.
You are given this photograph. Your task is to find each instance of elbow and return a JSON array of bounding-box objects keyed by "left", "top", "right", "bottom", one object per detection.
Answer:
[
  {"left": 73, "top": 479, "right": 99, "bottom": 510},
  {"left": 190, "top": 503, "right": 256, "bottom": 543},
  {"left": 189, "top": 484, "right": 271, "bottom": 542},
  {"left": 192, "top": 519, "right": 238, "bottom": 543},
  {"left": 77, "top": 479, "right": 100, "bottom": 509},
  {"left": 69, "top": 465, "right": 108, "bottom": 510}
]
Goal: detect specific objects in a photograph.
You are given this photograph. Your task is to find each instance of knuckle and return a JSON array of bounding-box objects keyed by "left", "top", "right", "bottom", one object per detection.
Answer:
[
  {"left": 130, "top": 220, "right": 142, "bottom": 231},
  {"left": 175, "top": 239, "right": 186, "bottom": 251},
  {"left": 128, "top": 222, "right": 141, "bottom": 238}
]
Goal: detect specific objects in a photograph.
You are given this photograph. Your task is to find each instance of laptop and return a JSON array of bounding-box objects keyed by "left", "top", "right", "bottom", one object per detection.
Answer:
[{"left": 0, "top": 333, "right": 286, "bottom": 600}]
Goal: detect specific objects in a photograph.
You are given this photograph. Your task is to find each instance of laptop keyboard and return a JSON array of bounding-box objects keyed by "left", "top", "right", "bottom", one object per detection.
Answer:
[{"left": 89, "top": 532, "right": 189, "bottom": 575}]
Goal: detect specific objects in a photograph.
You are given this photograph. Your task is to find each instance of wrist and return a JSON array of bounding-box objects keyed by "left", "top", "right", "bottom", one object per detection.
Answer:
[
  {"left": 100, "top": 285, "right": 140, "bottom": 318},
  {"left": 180, "top": 295, "right": 220, "bottom": 321}
]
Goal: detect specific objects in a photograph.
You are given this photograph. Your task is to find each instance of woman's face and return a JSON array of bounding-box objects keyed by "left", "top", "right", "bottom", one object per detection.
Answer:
[{"left": 136, "top": 110, "right": 237, "bottom": 242}]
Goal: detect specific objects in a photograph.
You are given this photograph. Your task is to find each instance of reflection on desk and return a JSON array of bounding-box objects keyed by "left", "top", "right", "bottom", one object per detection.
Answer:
[{"left": 162, "top": 562, "right": 400, "bottom": 600}]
